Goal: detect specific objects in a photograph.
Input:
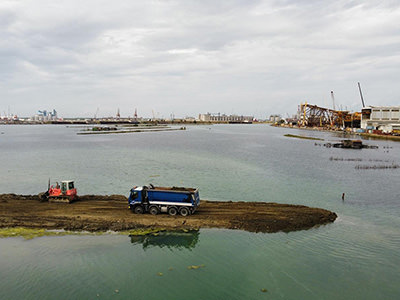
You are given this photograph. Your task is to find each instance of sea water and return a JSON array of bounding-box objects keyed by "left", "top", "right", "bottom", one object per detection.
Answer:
[{"left": 0, "top": 124, "right": 399, "bottom": 299}]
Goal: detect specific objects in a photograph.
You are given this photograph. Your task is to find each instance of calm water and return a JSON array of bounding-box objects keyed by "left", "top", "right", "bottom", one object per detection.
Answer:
[{"left": 0, "top": 124, "right": 399, "bottom": 299}]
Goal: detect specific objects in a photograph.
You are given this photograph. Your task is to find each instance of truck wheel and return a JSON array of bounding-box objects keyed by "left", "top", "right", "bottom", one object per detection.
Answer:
[
  {"left": 179, "top": 207, "right": 190, "bottom": 217},
  {"left": 149, "top": 205, "right": 159, "bottom": 215},
  {"left": 134, "top": 206, "right": 144, "bottom": 214},
  {"left": 168, "top": 207, "right": 178, "bottom": 216}
]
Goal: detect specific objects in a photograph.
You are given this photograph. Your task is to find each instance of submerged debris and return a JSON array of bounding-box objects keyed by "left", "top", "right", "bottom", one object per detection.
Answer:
[
  {"left": 316, "top": 140, "right": 378, "bottom": 149},
  {"left": 329, "top": 157, "right": 362, "bottom": 161},
  {"left": 91, "top": 126, "right": 117, "bottom": 132},
  {"left": 329, "top": 157, "right": 390, "bottom": 162},
  {"left": 355, "top": 164, "right": 400, "bottom": 170},
  {"left": 187, "top": 264, "right": 205, "bottom": 270},
  {"left": 78, "top": 126, "right": 185, "bottom": 135}
]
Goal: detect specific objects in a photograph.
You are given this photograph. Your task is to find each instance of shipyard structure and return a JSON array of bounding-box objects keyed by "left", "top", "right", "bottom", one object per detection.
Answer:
[{"left": 290, "top": 103, "right": 400, "bottom": 134}]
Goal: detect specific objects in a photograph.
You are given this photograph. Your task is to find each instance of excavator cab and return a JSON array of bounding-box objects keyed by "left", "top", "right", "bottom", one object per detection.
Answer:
[
  {"left": 61, "top": 181, "right": 74, "bottom": 193},
  {"left": 61, "top": 180, "right": 77, "bottom": 200}
]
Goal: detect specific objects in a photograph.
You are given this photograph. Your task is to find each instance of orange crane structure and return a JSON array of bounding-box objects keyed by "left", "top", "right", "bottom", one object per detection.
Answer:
[{"left": 298, "top": 102, "right": 360, "bottom": 128}]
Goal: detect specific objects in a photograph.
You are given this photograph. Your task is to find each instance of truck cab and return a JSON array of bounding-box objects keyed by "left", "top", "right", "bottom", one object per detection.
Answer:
[{"left": 129, "top": 186, "right": 146, "bottom": 205}]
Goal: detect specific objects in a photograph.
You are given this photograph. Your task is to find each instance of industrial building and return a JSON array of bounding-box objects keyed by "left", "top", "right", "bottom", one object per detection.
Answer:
[
  {"left": 269, "top": 115, "right": 282, "bottom": 123},
  {"left": 198, "top": 113, "right": 253, "bottom": 123},
  {"left": 33, "top": 109, "right": 58, "bottom": 122},
  {"left": 361, "top": 106, "right": 400, "bottom": 133}
]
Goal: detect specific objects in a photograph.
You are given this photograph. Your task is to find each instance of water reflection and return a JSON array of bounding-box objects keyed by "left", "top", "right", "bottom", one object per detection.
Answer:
[{"left": 129, "top": 230, "right": 200, "bottom": 250}]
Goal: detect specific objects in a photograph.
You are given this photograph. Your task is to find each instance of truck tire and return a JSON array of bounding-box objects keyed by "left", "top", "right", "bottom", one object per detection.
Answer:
[
  {"left": 168, "top": 207, "right": 178, "bottom": 216},
  {"left": 179, "top": 207, "right": 190, "bottom": 217},
  {"left": 149, "top": 205, "right": 159, "bottom": 215},
  {"left": 133, "top": 206, "right": 144, "bottom": 214}
]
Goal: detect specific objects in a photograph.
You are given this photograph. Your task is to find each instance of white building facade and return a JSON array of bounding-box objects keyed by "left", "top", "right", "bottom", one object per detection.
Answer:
[
  {"left": 198, "top": 113, "right": 253, "bottom": 123},
  {"left": 361, "top": 106, "right": 400, "bottom": 132}
]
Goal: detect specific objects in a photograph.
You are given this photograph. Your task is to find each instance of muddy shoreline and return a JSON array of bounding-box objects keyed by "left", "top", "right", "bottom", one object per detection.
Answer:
[{"left": 0, "top": 194, "right": 337, "bottom": 233}]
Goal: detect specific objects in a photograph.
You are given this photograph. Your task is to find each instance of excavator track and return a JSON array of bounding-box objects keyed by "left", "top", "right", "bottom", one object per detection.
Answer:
[{"left": 48, "top": 196, "right": 72, "bottom": 203}]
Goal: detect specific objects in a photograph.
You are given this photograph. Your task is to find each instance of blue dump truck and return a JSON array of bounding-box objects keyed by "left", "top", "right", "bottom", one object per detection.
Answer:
[{"left": 128, "top": 185, "right": 200, "bottom": 216}]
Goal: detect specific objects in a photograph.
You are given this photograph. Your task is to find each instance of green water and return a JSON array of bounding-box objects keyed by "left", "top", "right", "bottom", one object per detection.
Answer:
[{"left": 0, "top": 124, "right": 399, "bottom": 299}]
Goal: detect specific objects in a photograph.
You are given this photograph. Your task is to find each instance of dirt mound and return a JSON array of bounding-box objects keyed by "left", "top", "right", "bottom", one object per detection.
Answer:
[
  {"left": 0, "top": 194, "right": 337, "bottom": 233},
  {"left": 78, "top": 194, "right": 127, "bottom": 202}
]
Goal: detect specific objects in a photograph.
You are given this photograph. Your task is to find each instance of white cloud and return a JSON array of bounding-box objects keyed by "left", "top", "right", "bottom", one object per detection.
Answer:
[{"left": 1, "top": 0, "right": 400, "bottom": 118}]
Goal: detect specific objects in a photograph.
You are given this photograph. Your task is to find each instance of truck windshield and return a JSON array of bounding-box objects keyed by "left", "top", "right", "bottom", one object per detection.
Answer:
[
  {"left": 68, "top": 182, "right": 74, "bottom": 189},
  {"left": 131, "top": 191, "right": 138, "bottom": 200}
]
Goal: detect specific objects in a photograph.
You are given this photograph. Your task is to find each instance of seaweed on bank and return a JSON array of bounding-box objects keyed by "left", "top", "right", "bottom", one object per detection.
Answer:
[
  {"left": 0, "top": 227, "right": 183, "bottom": 240},
  {"left": 284, "top": 134, "right": 324, "bottom": 141},
  {"left": 0, "top": 227, "right": 80, "bottom": 239}
]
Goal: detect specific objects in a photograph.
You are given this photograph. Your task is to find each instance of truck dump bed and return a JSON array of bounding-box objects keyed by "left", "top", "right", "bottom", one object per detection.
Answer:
[{"left": 152, "top": 186, "right": 197, "bottom": 193}]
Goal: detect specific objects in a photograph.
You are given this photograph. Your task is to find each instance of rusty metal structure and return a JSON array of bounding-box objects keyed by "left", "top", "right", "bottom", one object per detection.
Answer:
[{"left": 298, "top": 103, "right": 360, "bottom": 128}]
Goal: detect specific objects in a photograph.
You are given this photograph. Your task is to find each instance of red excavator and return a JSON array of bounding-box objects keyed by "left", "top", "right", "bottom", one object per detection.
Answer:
[{"left": 39, "top": 179, "right": 77, "bottom": 203}]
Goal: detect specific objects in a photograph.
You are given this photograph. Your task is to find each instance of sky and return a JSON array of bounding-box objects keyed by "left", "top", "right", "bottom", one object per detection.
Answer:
[{"left": 1, "top": 0, "right": 400, "bottom": 119}]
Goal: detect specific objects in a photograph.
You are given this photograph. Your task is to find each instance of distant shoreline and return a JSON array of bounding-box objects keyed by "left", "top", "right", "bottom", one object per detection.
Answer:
[
  {"left": 275, "top": 124, "right": 400, "bottom": 142},
  {"left": 0, "top": 120, "right": 272, "bottom": 126}
]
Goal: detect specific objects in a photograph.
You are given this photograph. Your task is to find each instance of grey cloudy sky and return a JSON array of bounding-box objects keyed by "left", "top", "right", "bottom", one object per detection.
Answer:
[{"left": 1, "top": 0, "right": 400, "bottom": 118}]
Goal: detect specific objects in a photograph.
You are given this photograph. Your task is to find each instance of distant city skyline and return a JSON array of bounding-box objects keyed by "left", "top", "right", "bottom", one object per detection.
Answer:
[{"left": 1, "top": 1, "right": 399, "bottom": 118}]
